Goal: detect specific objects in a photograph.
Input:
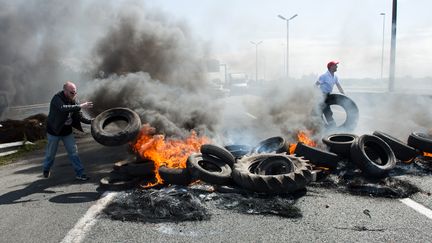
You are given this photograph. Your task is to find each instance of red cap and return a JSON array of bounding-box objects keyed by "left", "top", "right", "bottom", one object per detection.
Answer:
[{"left": 327, "top": 61, "right": 339, "bottom": 69}]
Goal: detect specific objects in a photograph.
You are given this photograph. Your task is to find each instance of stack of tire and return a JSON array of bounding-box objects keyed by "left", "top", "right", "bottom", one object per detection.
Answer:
[
  {"left": 296, "top": 131, "right": 431, "bottom": 179},
  {"left": 156, "top": 144, "right": 238, "bottom": 187},
  {"left": 99, "top": 157, "right": 156, "bottom": 191},
  {"left": 164, "top": 136, "right": 313, "bottom": 194},
  {"left": 92, "top": 107, "right": 154, "bottom": 190}
]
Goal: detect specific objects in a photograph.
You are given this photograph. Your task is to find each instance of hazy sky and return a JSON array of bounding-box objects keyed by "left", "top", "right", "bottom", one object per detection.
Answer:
[{"left": 146, "top": 0, "right": 432, "bottom": 79}]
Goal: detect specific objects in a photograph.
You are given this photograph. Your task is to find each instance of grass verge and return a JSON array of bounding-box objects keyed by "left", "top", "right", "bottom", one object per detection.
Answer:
[{"left": 0, "top": 139, "right": 47, "bottom": 166}]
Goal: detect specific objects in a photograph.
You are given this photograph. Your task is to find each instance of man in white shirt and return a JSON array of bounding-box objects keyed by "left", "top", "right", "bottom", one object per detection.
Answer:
[{"left": 315, "top": 61, "right": 345, "bottom": 126}]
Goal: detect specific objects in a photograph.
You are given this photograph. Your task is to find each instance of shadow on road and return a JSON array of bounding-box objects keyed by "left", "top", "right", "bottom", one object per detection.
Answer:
[
  {"left": 49, "top": 192, "right": 101, "bottom": 204},
  {"left": 0, "top": 135, "right": 130, "bottom": 205}
]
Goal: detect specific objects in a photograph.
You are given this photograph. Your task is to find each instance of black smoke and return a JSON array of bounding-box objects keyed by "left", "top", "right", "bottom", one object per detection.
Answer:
[
  {"left": 0, "top": 0, "right": 220, "bottom": 137},
  {"left": 83, "top": 4, "right": 220, "bottom": 137}
]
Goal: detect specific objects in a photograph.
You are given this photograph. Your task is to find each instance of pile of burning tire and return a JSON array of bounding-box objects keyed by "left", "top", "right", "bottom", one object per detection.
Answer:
[
  {"left": 92, "top": 107, "right": 431, "bottom": 193},
  {"left": 99, "top": 136, "right": 314, "bottom": 194},
  {"left": 294, "top": 131, "right": 432, "bottom": 178}
]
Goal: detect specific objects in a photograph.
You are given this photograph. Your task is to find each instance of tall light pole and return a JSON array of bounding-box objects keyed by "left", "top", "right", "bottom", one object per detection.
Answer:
[
  {"left": 250, "top": 41, "right": 263, "bottom": 83},
  {"left": 278, "top": 14, "right": 298, "bottom": 80},
  {"left": 389, "top": 0, "right": 397, "bottom": 92},
  {"left": 380, "top": 13, "right": 386, "bottom": 81}
]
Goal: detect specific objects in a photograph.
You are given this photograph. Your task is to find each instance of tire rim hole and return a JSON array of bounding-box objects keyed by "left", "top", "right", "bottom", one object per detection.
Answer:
[
  {"left": 256, "top": 158, "right": 293, "bottom": 175},
  {"left": 330, "top": 136, "right": 354, "bottom": 142},
  {"left": 364, "top": 145, "right": 387, "bottom": 165},
  {"left": 257, "top": 143, "right": 280, "bottom": 153},
  {"left": 199, "top": 161, "right": 222, "bottom": 172},
  {"left": 325, "top": 105, "right": 347, "bottom": 126},
  {"left": 103, "top": 116, "right": 129, "bottom": 132}
]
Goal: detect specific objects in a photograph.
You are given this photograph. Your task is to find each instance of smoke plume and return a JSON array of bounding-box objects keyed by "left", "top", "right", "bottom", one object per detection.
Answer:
[
  {"left": 82, "top": 5, "right": 221, "bottom": 138},
  {"left": 1, "top": 0, "right": 430, "bottom": 144}
]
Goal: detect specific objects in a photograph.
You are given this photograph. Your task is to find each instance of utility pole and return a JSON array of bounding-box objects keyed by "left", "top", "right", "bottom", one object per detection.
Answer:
[
  {"left": 380, "top": 13, "right": 386, "bottom": 81},
  {"left": 389, "top": 0, "right": 397, "bottom": 92},
  {"left": 250, "top": 41, "right": 263, "bottom": 83},
  {"left": 278, "top": 14, "right": 298, "bottom": 80}
]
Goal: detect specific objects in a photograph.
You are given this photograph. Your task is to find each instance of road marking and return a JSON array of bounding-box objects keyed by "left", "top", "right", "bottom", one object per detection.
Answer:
[
  {"left": 399, "top": 198, "right": 432, "bottom": 220},
  {"left": 61, "top": 191, "right": 118, "bottom": 243},
  {"left": 245, "top": 112, "right": 257, "bottom": 120}
]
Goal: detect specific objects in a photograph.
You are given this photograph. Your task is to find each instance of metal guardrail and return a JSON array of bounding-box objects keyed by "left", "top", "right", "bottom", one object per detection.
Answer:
[
  {"left": 9, "top": 103, "right": 50, "bottom": 110},
  {"left": 0, "top": 141, "right": 34, "bottom": 157}
]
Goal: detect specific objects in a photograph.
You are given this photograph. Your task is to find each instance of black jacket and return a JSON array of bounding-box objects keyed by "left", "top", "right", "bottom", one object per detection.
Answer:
[{"left": 46, "top": 91, "right": 92, "bottom": 136}]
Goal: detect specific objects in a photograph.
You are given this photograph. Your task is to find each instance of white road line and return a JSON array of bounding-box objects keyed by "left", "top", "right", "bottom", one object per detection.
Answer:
[
  {"left": 399, "top": 198, "right": 432, "bottom": 220},
  {"left": 245, "top": 112, "right": 257, "bottom": 120},
  {"left": 61, "top": 191, "right": 118, "bottom": 243}
]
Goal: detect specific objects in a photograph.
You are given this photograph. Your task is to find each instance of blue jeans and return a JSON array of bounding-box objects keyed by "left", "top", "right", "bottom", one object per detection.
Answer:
[{"left": 42, "top": 133, "right": 85, "bottom": 176}]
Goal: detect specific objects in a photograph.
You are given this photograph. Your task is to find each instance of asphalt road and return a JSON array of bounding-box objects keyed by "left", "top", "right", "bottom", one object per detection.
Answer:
[{"left": 1, "top": 94, "right": 431, "bottom": 242}]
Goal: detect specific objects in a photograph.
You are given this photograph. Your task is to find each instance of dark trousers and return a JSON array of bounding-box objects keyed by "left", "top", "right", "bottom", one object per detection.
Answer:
[{"left": 320, "top": 93, "right": 336, "bottom": 126}]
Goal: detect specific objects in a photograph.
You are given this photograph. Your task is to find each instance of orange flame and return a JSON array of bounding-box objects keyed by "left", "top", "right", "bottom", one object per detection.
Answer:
[
  {"left": 424, "top": 152, "right": 432, "bottom": 158},
  {"left": 289, "top": 130, "right": 317, "bottom": 154},
  {"left": 133, "top": 124, "right": 210, "bottom": 187}
]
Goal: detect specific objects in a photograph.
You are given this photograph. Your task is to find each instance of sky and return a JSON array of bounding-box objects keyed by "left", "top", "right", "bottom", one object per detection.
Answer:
[{"left": 146, "top": 0, "right": 432, "bottom": 80}]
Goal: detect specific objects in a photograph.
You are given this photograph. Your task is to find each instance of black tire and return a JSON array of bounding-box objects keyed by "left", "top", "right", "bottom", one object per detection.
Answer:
[
  {"left": 324, "top": 94, "right": 359, "bottom": 131},
  {"left": 116, "top": 159, "right": 155, "bottom": 177},
  {"left": 252, "top": 136, "right": 289, "bottom": 154},
  {"left": 224, "top": 144, "right": 252, "bottom": 159},
  {"left": 99, "top": 173, "right": 140, "bottom": 191},
  {"left": 232, "top": 153, "right": 312, "bottom": 194},
  {"left": 322, "top": 133, "right": 358, "bottom": 158},
  {"left": 373, "top": 131, "right": 418, "bottom": 162},
  {"left": 293, "top": 142, "right": 342, "bottom": 169},
  {"left": 91, "top": 107, "right": 141, "bottom": 146},
  {"left": 158, "top": 166, "right": 192, "bottom": 186},
  {"left": 112, "top": 159, "right": 132, "bottom": 171},
  {"left": 187, "top": 153, "right": 233, "bottom": 185},
  {"left": 407, "top": 132, "right": 432, "bottom": 153},
  {"left": 350, "top": 134, "right": 396, "bottom": 178},
  {"left": 201, "top": 144, "right": 236, "bottom": 167}
]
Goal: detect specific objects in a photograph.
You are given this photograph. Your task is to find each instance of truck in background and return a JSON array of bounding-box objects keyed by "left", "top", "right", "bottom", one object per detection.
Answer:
[{"left": 228, "top": 73, "right": 249, "bottom": 95}]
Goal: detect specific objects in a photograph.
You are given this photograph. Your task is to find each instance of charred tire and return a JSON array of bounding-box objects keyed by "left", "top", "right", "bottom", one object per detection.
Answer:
[
  {"left": 252, "top": 136, "right": 289, "bottom": 154},
  {"left": 158, "top": 166, "right": 192, "bottom": 186},
  {"left": 232, "top": 153, "right": 312, "bottom": 194},
  {"left": 201, "top": 144, "right": 236, "bottom": 167},
  {"left": 99, "top": 173, "right": 140, "bottom": 191},
  {"left": 91, "top": 107, "right": 141, "bottom": 146},
  {"left": 407, "top": 132, "right": 432, "bottom": 153},
  {"left": 187, "top": 153, "right": 233, "bottom": 185},
  {"left": 373, "top": 131, "right": 418, "bottom": 162},
  {"left": 113, "top": 159, "right": 132, "bottom": 171},
  {"left": 350, "top": 134, "right": 396, "bottom": 178},
  {"left": 115, "top": 159, "right": 155, "bottom": 177},
  {"left": 324, "top": 94, "right": 359, "bottom": 131},
  {"left": 224, "top": 144, "right": 252, "bottom": 159},
  {"left": 294, "top": 142, "right": 342, "bottom": 169},
  {"left": 322, "top": 133, "right": 358, "bottom": 158}
]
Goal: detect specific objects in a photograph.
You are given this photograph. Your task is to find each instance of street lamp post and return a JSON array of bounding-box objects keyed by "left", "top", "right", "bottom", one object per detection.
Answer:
[
  {"left": 278, "top": 14, "right": 298, "bottom": 80},
  {"left": 388, "top": 0, "right": 397, "bottom": 92},
  {"left": 380, "top": 13, "right": 386, "bottom": 81},
  {"left": 250, "top": 41, "right": 263, "bottom": 83}
]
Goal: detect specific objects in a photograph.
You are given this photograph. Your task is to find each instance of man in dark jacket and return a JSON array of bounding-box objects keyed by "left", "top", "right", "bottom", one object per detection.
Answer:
[{"left": 42, "top": 81, "right": 93, "bottom": 180}]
